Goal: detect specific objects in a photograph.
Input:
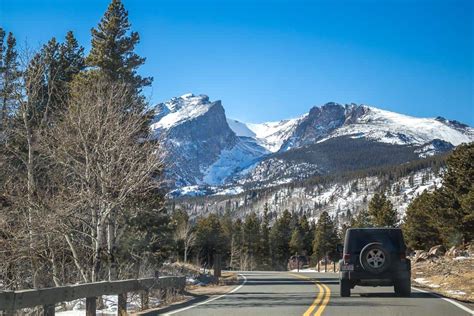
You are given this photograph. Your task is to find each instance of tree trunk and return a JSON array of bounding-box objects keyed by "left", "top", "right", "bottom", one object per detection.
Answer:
[
  {"left": 92, "top": 215, "right": 106, "bottom": 282},
  {"left": 24, "top": 110, "right": 38, "bottom": 288},
  {"left": 64, "top": 234, "right": 89, "bottom": 283},
  {"left": 107, "top": 213, "right": 118, "bottom": 281}
]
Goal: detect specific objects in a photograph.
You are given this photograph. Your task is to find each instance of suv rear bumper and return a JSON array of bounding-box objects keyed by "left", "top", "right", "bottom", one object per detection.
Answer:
[{"left": 340, "top": 269, "right": 410, "bottom": 281}]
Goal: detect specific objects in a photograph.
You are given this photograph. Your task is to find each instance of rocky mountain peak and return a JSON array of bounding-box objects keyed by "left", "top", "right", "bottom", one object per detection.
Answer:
[{"left": 166, "top": 93, "right": 211, "bottom": 113}]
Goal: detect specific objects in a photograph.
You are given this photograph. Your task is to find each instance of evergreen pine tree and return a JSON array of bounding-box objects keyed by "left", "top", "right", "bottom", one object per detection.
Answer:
[
  {"left": 368, "top": 192, "right": 398, "bottom": 227},
  {"left": 242, "top": 212, "right": 261, "bottom": 270},
  {"left": 312, "top": 211, "right": 338, "bottom": 262},
  {"left": 60, "top": 31, "right": 85, "bottom": 83},
  {"left": 436, "top": 143, "right": 474, "bottom": 244},
  {"left": 230, "top": 219, "right": 243, "bottom": 269},
  {"left": 195, "top": 214, "right": 226, "bottom": 268},
  {"left": 0, "top": 28, "right": 5, "bottom": 66},
  {"left": 289, "top": 228, "right": 304, "bottom": 255},
  {"left": 1, "top": 31, "right": 21, "bottom": 128},
  {"left": 219, "top": 210, "right": 234, "bottom": 264},
  {"left": 269, "top": 209, "right": 292, "bottom": 269},
  {"left": 299, "top": 214, "right": 312, "bottom": 256},
  {"left": 351, "top": 209, "right": 373, "bottom": 228},
  {"left": 87, "top": 0, "right": 152, "bottom": 93},
  {"left": 402, "top": 191, "right": 442, "bottom": 250},
  {"left": 259, "top": 204, "right": 271, "bottom": 268}
]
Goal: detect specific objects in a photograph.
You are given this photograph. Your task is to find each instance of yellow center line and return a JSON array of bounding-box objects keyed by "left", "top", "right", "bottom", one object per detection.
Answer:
[
  {"left": 304, "top": 283, "right": 325, "bottom": 316},
  {"left": 288, "top": 273, "right": 327, "bottom": 316},
  {"left": 314, "top": 283, "right": 331, "bottom": 316}
]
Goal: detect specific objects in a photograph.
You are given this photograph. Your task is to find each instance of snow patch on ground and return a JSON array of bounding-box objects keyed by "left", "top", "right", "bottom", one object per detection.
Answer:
[
  {"left": 446, "top": 290, "right": 467, "bottom": 295},
  {"left": 414, "top": 278, "right": 441, "bottom": 288},
  {"left": 290, "top": 268, "right": 318, "bottom": 273},
  {"left": 213, "top": 186, "right": 244, "bottom": 196},
  {"left": 56, "top": 294, "right": 158, "bottom": 316}
]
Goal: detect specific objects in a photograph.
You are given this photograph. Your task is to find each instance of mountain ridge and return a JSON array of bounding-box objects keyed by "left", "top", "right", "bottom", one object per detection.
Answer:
[{"left": 151, "top": 93, "right": 473, "bottom": 193}]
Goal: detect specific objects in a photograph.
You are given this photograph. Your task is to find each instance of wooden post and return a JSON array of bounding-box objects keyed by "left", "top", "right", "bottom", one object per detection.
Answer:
[
  {"left": 317, "top": 261, "right": 320, "bottom": 272},
  {"left": 333, "top": 261, "right": 336, "bottom": 272},
  {"left": 140, "top": 290, "right": 149, "bottom": 311},
  {"left": 43, "top": 304, "right": 55, "bottom": 316},
  {"left": 214, "top": 254, "right": 222, "bottom": 279},
  {"left": 296, "top": 253, "right": 299, "bottom": 273},
  {"left": 118, "top": 293, "right": 127, "bottom": 316},
  {"left": 85, "top": 297, "right": 96, "bottom": 316}
]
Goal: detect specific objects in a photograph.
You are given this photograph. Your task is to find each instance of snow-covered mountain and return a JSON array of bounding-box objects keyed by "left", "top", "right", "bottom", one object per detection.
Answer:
[
  {"left": 152, "top": 94, "right": 473, "bottom": 192},
  {"left": 151, "top": 94, "right": 267, "bottom": 187}
]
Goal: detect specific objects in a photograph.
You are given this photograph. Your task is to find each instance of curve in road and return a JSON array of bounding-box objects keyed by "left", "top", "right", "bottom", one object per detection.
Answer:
[{"left": 161, "top": 271, "right": 473, "bottom": 316}]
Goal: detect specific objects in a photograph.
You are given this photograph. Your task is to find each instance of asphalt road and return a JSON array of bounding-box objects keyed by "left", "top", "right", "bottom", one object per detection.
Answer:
[{"left": 161, "top": 271, "right": 473, "bottom": 316}]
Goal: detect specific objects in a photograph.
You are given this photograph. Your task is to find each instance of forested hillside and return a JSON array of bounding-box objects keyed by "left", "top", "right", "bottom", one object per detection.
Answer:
[{"left": 169, "top": 144, "right": 472, "bottom": 271}]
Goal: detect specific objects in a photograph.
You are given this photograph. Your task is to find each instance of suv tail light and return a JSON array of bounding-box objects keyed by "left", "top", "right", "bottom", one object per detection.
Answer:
[{"left": 343, "top": 253, "right": 350, "bottom": 262}]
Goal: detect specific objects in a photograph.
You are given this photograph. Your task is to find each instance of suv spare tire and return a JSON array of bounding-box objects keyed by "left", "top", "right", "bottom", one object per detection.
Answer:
[{"left": 360, "top": 242, "right": 391, "bottom": 274}]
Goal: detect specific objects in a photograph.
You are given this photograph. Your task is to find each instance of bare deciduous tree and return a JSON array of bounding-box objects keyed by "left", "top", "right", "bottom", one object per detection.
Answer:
[
  {"left": 43, "top": 76, "right": 164, "bottom": 281},
  {"left": 174, "top": 217, "right": 195, "bottom": 263}
]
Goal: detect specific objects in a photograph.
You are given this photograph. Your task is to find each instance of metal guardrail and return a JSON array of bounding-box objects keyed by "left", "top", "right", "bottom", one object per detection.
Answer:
[{"left": 0, "top": 276, "right": 186, "bottom": 316}]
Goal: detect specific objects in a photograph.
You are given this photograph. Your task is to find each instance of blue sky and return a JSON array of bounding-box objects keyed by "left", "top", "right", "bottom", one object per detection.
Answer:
[{"left": 1, "top": 0, "right": 473, "bottom": 124}]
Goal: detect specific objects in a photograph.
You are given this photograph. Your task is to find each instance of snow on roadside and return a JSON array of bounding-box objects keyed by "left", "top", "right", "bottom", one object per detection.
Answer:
[
  {"left": 290, "top": 268, "right": 318, "bottom": 273},
  {"left": 55, "top": 294, "right": 159, "bottom": 316},
  {"left": 414, "top": 278, "right": 441, "bottom": 288}
]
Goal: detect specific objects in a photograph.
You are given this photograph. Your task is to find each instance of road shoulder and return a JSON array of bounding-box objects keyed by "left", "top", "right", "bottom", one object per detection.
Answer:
[{"left": 137, "top": 274, "right": 245, "bottom": 316}]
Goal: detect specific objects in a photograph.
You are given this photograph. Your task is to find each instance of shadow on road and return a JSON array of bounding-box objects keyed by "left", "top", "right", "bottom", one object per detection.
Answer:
[
  {"left": 358, "top": 292, "right": 434, "bottom": 299},
  {"left": 244, "top": 277, "right": 339, "bottom": 286},
  {"left": 140, "top": 291, "right": 209, "bottom": 316}
]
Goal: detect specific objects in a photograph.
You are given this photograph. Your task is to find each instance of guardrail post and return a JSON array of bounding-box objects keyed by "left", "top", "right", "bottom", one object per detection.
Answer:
[
  {"left": 43, "top": 303, "right": 55, "bottom": 316},
  {"left": 118, "top": 293, "right": 127, "bottom": 316},
  {"left": 140, "top": 290, "right": 149, "bottom": 311},
  {"left": 86, "top": 297, "right": 96, "bottom": 316},
  {"left": 1, "top": 290, "right": 15, "bottom": 316}
]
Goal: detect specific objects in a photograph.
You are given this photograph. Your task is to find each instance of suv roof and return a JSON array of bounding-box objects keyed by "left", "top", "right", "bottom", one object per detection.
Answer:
[{"left": 344, "top": 228, "right": 406, "bottom": 253}]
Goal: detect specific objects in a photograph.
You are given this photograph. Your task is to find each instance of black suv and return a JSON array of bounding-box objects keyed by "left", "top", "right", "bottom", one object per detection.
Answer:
[{"left": 338, "top": 228, "right": 411, "bottom": 297}]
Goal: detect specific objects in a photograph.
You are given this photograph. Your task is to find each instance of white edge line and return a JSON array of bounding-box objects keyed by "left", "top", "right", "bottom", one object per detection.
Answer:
[
  {"left": 412, "top": 287, "right": 474, "bottom": 315},
  {"left": 163, "top": 274, "right": 248, "bottom": 315}
]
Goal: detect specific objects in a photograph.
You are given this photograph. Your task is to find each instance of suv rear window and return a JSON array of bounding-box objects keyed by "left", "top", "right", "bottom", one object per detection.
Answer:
[{"left": 344, "top": 229, "right": 406, "bottom": 253}]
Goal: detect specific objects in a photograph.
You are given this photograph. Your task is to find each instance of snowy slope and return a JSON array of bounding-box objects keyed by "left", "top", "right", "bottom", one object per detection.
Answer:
[
  {"left": 227, "top": 116, "right": 304, "bottom": 152},
  {"left": 323, "top": 106, "right": 474, "bottom": 146},
  {"left": 226, "top": 119, "right": 256, "bottom": 138},
  {"left": 202, "top": 136, "right": 268, "bottom": 185},
  {"left": 151, "top": 94, "right": 216, "bottom": 130}
]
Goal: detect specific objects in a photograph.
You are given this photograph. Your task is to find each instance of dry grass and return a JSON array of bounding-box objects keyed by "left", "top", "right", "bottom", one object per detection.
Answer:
[{"left": 412, "top": 257, "right": 474, "bottom": 302}]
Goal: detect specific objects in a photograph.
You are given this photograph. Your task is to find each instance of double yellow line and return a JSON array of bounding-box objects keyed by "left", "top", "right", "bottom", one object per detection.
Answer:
[{"left": 289, "top": 273, "right": 331, "bottom": 316}]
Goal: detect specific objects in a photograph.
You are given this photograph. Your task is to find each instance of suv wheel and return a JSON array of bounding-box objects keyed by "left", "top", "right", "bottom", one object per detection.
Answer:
[
  {"left": 340, "top": 279, "right": 351, "bottom": 297},
  {"left": 394, "top": 278, "right": 411, "bottom": 297},
  {"left": 360, "top": 242, "right": 391, "bottom": 274}
]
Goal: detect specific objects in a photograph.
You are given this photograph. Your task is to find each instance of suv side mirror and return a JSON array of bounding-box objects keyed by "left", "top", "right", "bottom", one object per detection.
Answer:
[{"left": 336, "top": 244, "right": 344, "bottom": 253}]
